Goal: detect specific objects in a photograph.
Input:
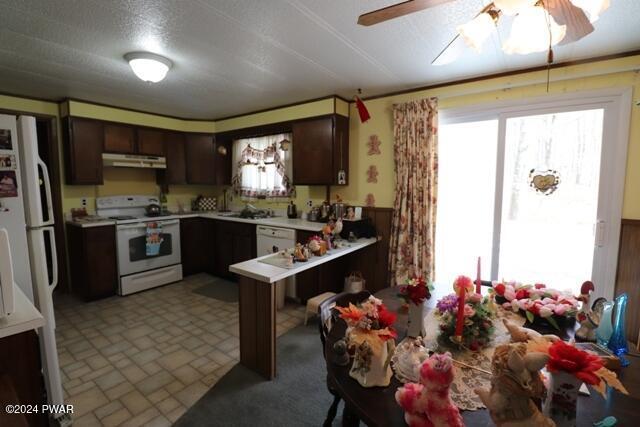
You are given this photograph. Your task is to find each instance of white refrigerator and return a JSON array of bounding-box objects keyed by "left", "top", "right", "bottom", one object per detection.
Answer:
[{"left": 0, "top": 114, "right": 65, "bottom": 420}]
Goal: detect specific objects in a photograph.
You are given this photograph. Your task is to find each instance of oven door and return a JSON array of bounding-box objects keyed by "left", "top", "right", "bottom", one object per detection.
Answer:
[{"left": 116, "top": 219, "right": 181, "bottom": 276}]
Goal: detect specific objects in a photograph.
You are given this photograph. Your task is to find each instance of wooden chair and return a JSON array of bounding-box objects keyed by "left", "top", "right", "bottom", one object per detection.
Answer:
[{"left": 318, "top": 290, "right": 371, "bottom": 427}]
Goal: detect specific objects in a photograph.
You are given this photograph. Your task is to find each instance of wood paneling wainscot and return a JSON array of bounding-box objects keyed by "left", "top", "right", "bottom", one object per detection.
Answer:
[{"left": 615, "top": 219, "right": 640, "bottom": 343}]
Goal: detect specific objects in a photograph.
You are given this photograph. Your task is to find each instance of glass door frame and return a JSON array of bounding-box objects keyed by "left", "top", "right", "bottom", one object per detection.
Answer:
[{"left": 440, "top": 88, "right": 632, "bottom": 300}]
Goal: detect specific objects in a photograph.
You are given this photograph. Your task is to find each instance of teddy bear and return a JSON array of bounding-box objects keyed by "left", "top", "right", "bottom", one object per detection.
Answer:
[
  {"left": 395, "top": 352, "right": 465, "bottom": 427},
  {"left": 475, "top": 343, "right": 555, "bottom": 427}
]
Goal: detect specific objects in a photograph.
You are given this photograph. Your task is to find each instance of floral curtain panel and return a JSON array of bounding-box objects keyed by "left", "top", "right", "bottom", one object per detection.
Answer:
[
  {"left": 389, "top": 98, "right": 439, "bottom": 286},
  {"left": 231, "top": 133, "right": 294, "bottom": 199}
]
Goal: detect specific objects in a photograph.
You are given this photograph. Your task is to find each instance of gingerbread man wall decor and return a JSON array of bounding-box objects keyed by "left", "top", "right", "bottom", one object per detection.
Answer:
[
  {"left": 366, "top": 165, "right": 378, "bottom": 183},
  {"left": 367, "top": 134, "right": 381, "bottom": 155},
  {"left": 365, "top": 193, "right": 375, "bottom": 207}
]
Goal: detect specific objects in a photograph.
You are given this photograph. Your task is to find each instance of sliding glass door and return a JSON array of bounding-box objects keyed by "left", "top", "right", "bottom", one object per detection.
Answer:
[{"left": 436, "top": 90, "right": 631, "bottom": 298}]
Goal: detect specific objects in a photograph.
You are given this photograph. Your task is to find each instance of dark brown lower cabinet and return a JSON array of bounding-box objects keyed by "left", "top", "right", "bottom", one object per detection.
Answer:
[
  {"left": 181, "top": 218, "right": 217, "bottom": 276},
  {"left": 212, "top": 220, "right": 256, "bottom": 279},
  {"left": 0, "top": 331, "right": 46, "bottom": 427},
  {"left": 67, "top": 225, "right": 118, "bottom": 301}
]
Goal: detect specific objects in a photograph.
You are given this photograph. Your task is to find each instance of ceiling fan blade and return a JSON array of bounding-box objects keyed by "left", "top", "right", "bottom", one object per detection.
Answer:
[
  {"left": 544, "top": 0, "right": 594, "bottom": 44},
  {"left": 357, "top": 0, "right": 456, "bottom": 26},
  {"left": 431, "top": 34, "right": 464, "bottom": 65}
]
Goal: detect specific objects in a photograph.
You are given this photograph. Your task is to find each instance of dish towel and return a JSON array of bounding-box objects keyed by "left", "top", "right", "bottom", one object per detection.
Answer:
[{"left": 146, "top": 222, "right": 163, "bottom": 256}]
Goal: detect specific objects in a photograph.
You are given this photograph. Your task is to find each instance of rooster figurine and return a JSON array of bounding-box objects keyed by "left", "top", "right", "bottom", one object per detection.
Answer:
[{"left": 575, "top": 281, "right": 599, "bottom": 342}]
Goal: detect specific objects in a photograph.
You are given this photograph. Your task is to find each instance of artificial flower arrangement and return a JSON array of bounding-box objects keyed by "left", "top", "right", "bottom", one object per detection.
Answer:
[
  {"left": 435, "top": 276, "right": 497, "bottom": 351},
  {"left": 307, "top": 235, "right": 327, "bottom": 256},
  {"left": 492, "top": 282, "right": 579, "bottom": 329},
  {"left": 336, "top": 296, "right": 397, "bottom": 387},
  {"left": 397, "top": 276, "right": 434, "bottom": 306},
  {"left": 527, "top": 338, "right": 628, "bottom": 424}
]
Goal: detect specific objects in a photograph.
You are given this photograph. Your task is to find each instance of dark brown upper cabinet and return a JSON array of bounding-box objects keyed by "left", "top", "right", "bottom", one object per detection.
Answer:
[
  {"left": 292, "top": 115, "right": 349, "bottom": 185},
  {"left": 185, "top": 134, "right": 216, "bottom": 184},
  {"left": 63, "top": 117, "right": 104, "bottom": 185},
  {"left": 163, "top": 132, "right": 187, "bottom": 185},
  {"left": 104, "top": 123, "right": 136, "bottom": 154},
  {"left": 214, "top": 138, "right": 232, "bottom": 185},
  {"left": 137, "top": 128, "right": 165, "bottom": 156}
]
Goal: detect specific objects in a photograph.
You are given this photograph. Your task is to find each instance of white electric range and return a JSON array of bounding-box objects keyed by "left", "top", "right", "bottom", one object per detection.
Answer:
[{"left": 96, "top": 195, "right": 182, "bottom": 295}]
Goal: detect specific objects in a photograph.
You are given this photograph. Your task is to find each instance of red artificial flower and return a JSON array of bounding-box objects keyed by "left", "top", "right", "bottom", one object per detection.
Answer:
[
  {"left": 494, "top": 283, "right": 506, "bottom": 296},
  {"left": 378, "top": 304, "right": 397, "bottom": 328},
  {"left": 535, "top": 283, "right": 546, "bottom": 289},
  {"left": 547, "top": 340, "right": 604, "bottom": 385},
  {"left": 515, "top": 289, "right": 529, "bottom": 300}
]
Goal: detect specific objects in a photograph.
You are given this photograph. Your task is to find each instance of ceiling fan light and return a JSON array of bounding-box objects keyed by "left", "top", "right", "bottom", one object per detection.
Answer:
[
  {"left": 457, "top": 12, "right": 497, "bottom": 52},
  {"left": 493, "top": 0, "right": 537, "bottom": 16},
  {"left": 570, "top": 0, "right": 610, "bottom": 22},
  {"left": 503, "top": 6, "right": 566, "bottom": 55},
  {"left": 124, "top": 52, "right": 172, "bottom": 83}
]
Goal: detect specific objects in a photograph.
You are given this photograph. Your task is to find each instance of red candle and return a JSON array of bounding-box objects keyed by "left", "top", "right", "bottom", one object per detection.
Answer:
[
  {"left": 454, "top": 283, "right": 465, "bottom": 339},
  {"left": 475, "top": 256, "right": 482, "bottom": 294}
]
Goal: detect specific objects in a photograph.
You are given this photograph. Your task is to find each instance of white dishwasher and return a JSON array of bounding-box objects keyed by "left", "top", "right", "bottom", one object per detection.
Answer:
[{"left": 256, "top": 226, "right": 296, "bottom": 309}]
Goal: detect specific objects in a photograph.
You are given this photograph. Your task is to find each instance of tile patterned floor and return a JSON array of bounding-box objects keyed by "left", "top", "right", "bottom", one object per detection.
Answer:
[{"left": 54, "top": 274, "right": 305, "bottom": 426}]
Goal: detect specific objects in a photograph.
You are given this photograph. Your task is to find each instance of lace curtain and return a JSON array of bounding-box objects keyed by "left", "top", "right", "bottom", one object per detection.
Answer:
[{"left": 231, "top": 133, "right": 294, "bottom": 199}]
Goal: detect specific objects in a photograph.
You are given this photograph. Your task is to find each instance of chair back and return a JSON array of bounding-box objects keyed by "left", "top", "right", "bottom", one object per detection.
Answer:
[{"left": 318, "top": 290, "right": 371, "bottom": 359}]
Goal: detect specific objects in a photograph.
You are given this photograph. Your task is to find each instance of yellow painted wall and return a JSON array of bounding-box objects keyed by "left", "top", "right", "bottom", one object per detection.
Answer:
[{"left": 334, "top": 56, "right": 640, "bottom": 221}]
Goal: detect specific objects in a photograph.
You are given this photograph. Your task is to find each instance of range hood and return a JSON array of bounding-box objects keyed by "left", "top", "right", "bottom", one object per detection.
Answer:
[{"left": 102, "top": 153, "right": 166, "bottom": 169}]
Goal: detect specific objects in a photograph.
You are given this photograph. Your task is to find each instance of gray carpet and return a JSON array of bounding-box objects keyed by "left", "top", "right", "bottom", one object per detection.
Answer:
[
  {"left": 192, "top": 277, "right": 239, "bottom": 303},
  {"left": 175, "top": 323, "right": 337, "bottom": 427}
]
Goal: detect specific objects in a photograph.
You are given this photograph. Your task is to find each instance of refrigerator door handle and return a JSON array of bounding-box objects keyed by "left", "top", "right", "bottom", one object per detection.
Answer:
[
  {"left": 38, "top": 159, "right": 55, "bottom": 227},
  {"left": 45, "top": 227, "right": 58, "bottom": 291}
]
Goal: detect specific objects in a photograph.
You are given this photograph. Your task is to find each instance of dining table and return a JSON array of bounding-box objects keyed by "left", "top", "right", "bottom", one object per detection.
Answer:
[{"left": 324, "top": 286, "right": 640, "bottom": 426}]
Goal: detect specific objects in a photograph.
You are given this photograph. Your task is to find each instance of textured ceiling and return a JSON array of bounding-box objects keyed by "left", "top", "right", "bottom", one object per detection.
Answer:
[{"left": 0, "top": 0, "right": 638, "bottom": 119}]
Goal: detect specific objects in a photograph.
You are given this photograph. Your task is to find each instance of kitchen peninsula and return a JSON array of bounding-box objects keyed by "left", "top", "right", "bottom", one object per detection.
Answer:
[{"left": 230, "top": 237, "right": 377, "bottom": 379}]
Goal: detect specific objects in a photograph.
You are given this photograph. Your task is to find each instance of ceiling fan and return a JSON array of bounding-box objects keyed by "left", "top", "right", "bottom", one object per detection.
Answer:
[{"left": 357, "top": 0, "right": 610, "bottom": 65}]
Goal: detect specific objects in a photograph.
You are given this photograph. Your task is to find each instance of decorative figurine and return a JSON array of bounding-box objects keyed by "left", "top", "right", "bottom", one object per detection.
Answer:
[
  {"left": 395, "top": 352, "right": 465, "bottom": 427},
  {"left": 503, "top": 319, "right": 559, "bottom": 344},
  {"left": 575, "top": 281, "right": 598, "bottom": 342},
  {"left": 475, "top": 343, "right": 554, "bottom": 427}
]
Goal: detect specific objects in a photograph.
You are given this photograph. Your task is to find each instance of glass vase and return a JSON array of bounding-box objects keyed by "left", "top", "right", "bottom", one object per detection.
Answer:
[
  {"left": 543, "top": 371, "right": 581, "bottom": 427},
  {"left": 407, "top": 302, "right": 426, "bottom": 338},
  {"left": 607, "top": 293, "right": 629, "bottom": 366},
  {"left": 595, "top": 300, "right": 614, "bottom": 347}
]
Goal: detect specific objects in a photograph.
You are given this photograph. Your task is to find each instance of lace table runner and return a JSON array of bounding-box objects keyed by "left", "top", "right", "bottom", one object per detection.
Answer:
[{"left": 391, "top": 309, "right": 525, "bottom": 411}]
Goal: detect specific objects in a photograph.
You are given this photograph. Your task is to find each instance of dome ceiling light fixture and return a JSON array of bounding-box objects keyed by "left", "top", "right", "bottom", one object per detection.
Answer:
[{"left": 124, "top": 52, "right": 173, "bottom": 83}]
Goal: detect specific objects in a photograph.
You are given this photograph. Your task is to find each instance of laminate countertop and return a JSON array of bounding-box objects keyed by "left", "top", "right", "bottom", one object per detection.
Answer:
[
  {"left": 229, "top": 237, "right": 377, "bottom": 283},
  {"left": 66, "top": 212, "right": 326, "bottom": 232},
  {"left": 0, "top": 286, "right": 44, "bottom": 339}
]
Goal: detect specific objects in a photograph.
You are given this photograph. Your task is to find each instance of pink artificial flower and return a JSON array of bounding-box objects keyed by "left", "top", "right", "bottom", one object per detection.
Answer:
[
  {"left": 510, "top": 300, "right": 520, "bottom": 313},
  {"left": 542, "top": 297, "right": 554, "bottom": 305},
  {"left": 539, "top": 306, "right": 553, "bottom": 318},
  {"left": 463, "top": 304, "right": 476, "bottom": 317},
  {"left": 502, "top": 302, "right": 512, "bottom": 310},
  {"left": 535, "top": 283, "right": 546, "bottom": 289},
  {"left": 504, "top": 287, "right": 516, "bottom": 302},
  {"left": 467, "top": 293, "right": 482, "bottom": 303},
  {"left": 554, "top": 305, "right": 567, "bottom": 316},
  {"left": 517, "top": 299, "right": 529, "bottom": 311}
]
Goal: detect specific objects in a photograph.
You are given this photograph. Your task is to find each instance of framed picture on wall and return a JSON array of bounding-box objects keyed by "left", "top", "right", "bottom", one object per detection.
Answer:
[
  {"left": 0, "top": 170, "right": 18, "bottom": 197},
  {"left": 0, "top": 129, "right": 12, "bottom": 150},
  {"left": 0, "top": 154, "right": 16, "bottom": 170}
]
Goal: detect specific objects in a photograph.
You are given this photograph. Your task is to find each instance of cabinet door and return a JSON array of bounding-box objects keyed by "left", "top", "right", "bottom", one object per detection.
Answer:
[
  {"left": 104, "top": 123, "right": 136, "bottom": 154},
  {"left": 214, "top": 221, "right": 233, "bottom": 278},
  {"left": 292, "top": 117, "right": 334, "bottom": 185},
  {"left": 185, "top": 134, "right": 216, "bottom": 184},
  {"left": 214, "top": 138, "right": 232, "bottom": 185},
  {"left": 68, "top": 225, "right": 118, "bottom": 301},
  {"left": 137, "top": 128, "right": 165, "bottom": 156},
  {"left": 180, "top": 218, "right": 201, "bottom": 276},
  {"left": 164, "top": 132, "right": 187, "bottom": 184},
  {"left": 65, "top": 118, "right": 104, "bottom": 185}
]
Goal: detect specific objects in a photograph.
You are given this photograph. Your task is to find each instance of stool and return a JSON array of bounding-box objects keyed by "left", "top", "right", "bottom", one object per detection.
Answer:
[{"left": 305, "top": 292, "right": 336, "bottom": 325}]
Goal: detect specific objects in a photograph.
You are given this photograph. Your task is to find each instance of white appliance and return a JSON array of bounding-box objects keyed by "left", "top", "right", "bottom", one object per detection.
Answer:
[
  {"left": 0, "top": 114, "right": 66, "bottom": 422},
  {"left": 256, "top": 225, "right": 296, "bottom": 309},
  {"left": 102, "top": 152, "right": 167, "bottom": 169},
  {"left": 0, "top": 229, "right": 15, "bottom": 317},
  {"left": 96, "top": 195, "right": 182, "bottom": 295}
]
